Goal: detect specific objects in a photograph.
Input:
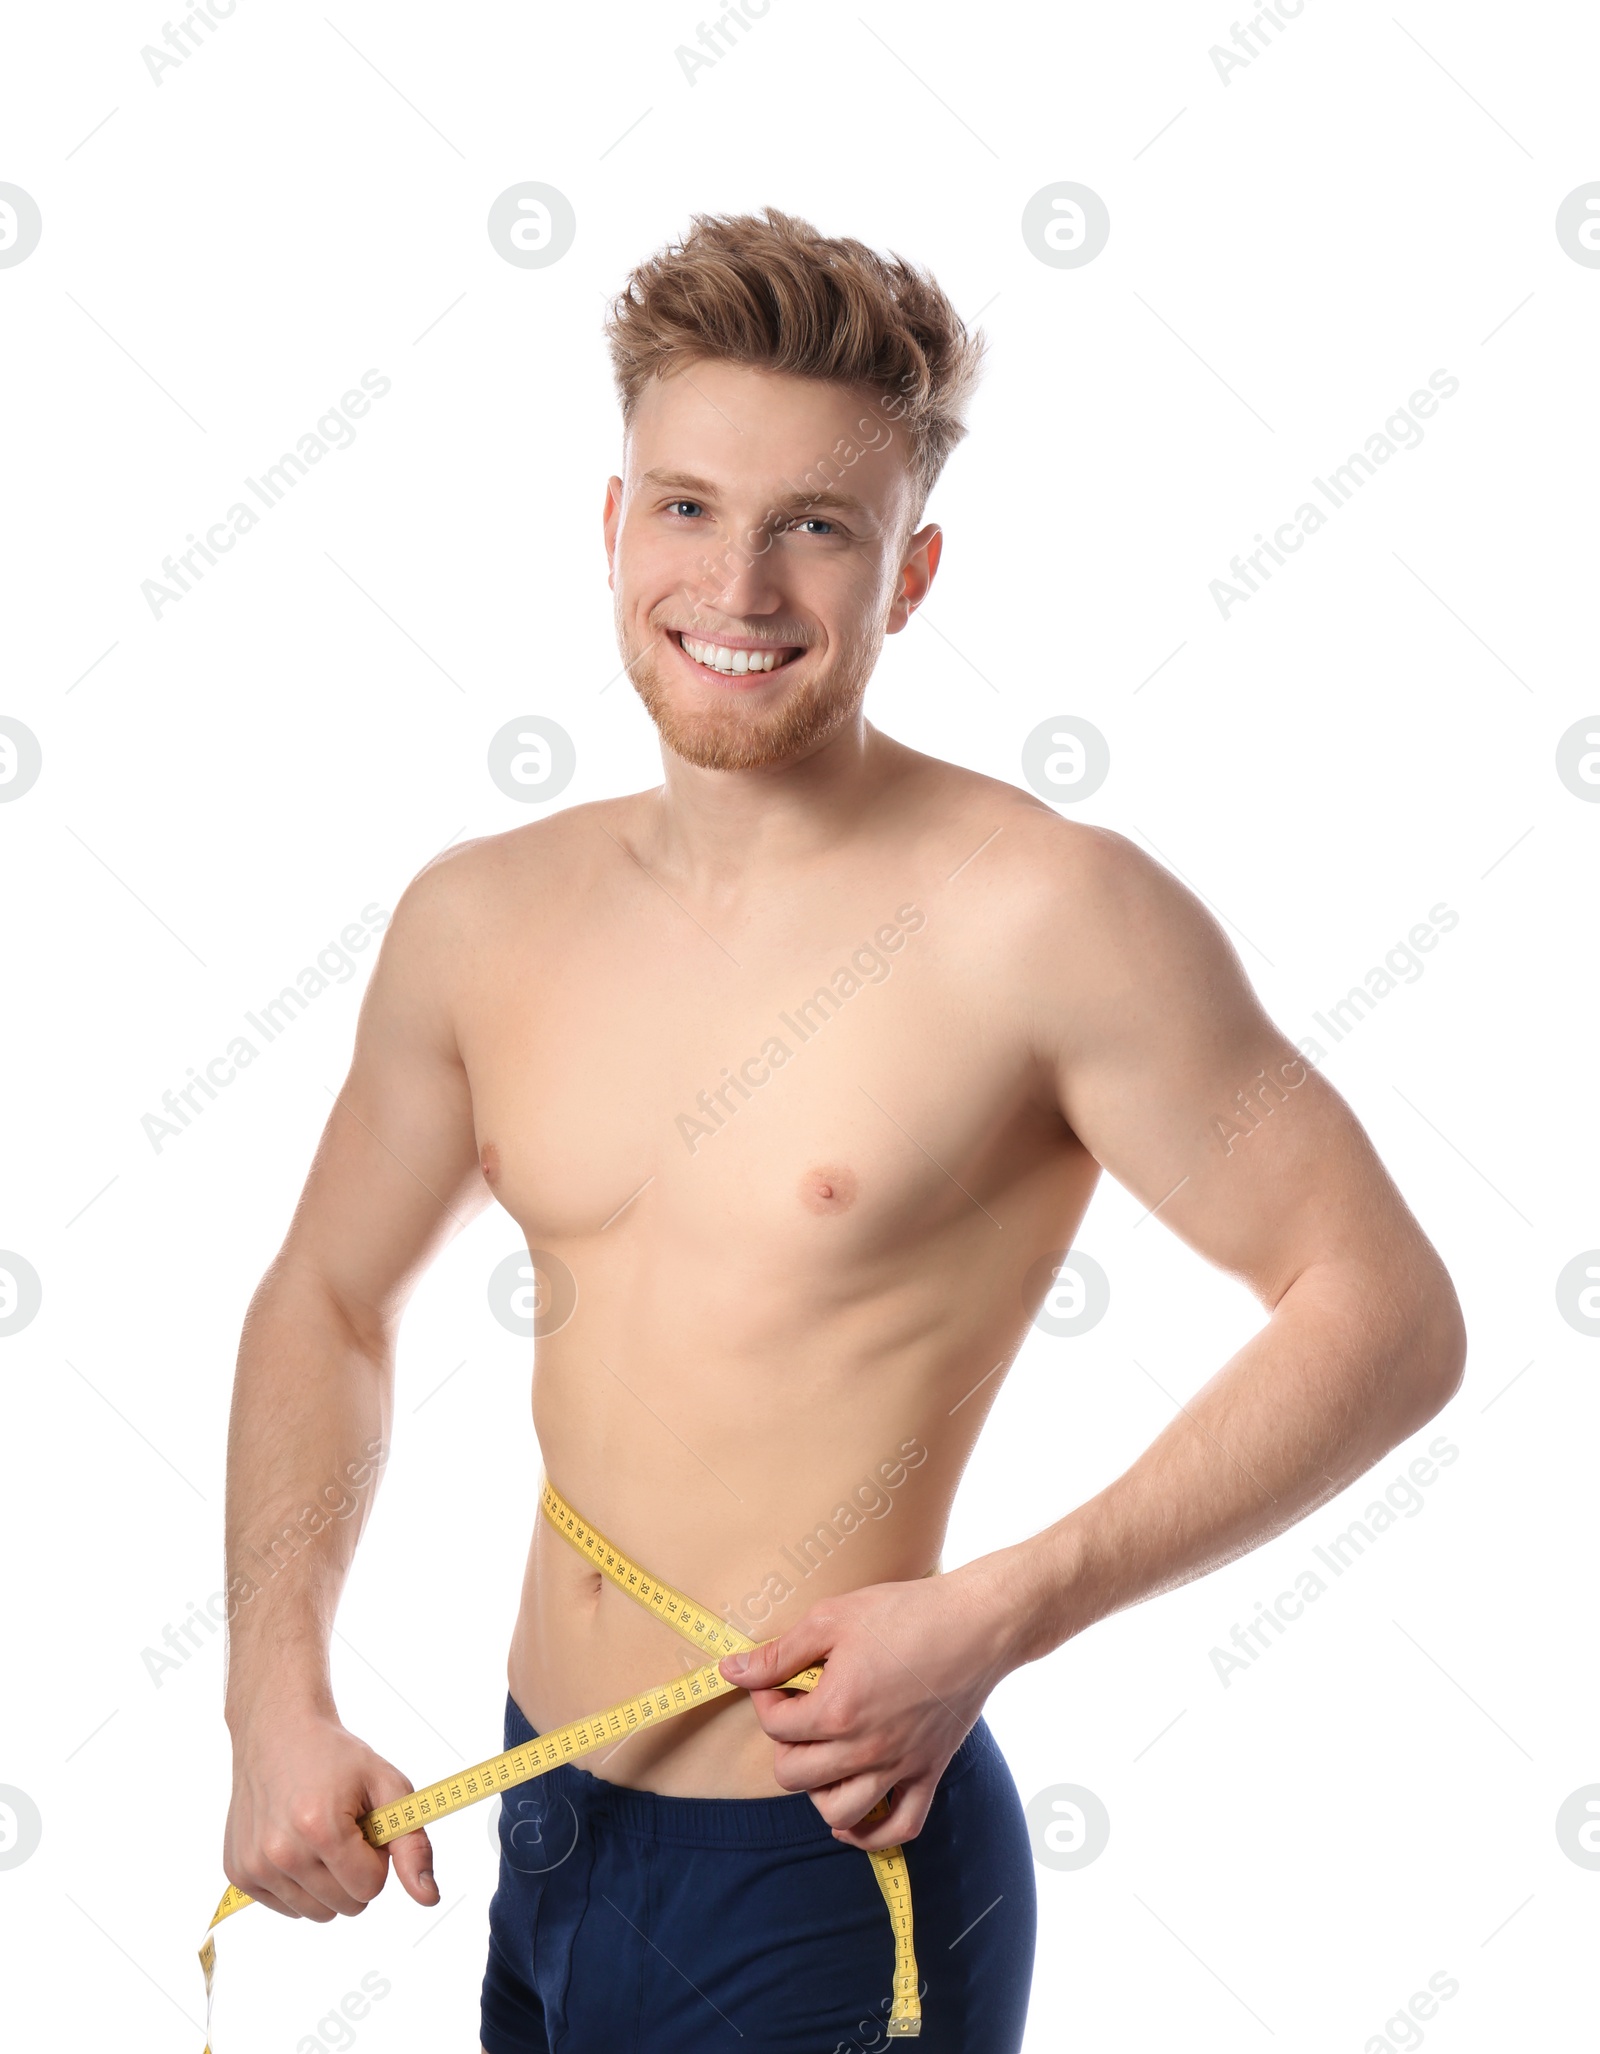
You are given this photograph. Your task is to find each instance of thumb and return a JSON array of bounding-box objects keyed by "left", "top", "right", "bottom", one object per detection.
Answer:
[
  {"left": 364, "top": 1763, "right": 440, "bottom": 1907},
  {"left": 719, "top": 1614, "right": 832, "bottom": 1692}
]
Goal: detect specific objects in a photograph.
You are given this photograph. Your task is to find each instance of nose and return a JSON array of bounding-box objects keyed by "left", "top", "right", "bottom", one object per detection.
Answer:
[{"left": 693, "top": 520, "right": 788, "bottom": 622}]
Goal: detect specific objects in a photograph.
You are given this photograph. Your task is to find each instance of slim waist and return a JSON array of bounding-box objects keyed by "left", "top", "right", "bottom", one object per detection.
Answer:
[{"left": 501, "top": 1688, "right": 996, "bottom": 1849}]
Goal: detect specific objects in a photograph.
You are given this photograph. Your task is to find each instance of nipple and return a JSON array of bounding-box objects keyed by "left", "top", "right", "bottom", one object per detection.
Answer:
[
  {"left": 799, "top": 1164, "right": 858, "bottom": 1215},
  {"left": 480, "top": 1141, "right": 502, "bottom": 1188}
]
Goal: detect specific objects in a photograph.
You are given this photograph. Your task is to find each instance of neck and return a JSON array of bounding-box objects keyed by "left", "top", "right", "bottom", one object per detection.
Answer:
[{"left": 638, "top": 711, "right": 904, "bottom": 891}]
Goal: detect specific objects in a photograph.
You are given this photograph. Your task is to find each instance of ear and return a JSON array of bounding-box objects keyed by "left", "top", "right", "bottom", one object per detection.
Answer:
[
  {"left": 603, "top": 475, "right": 624, "bottom": 589},
  {"left": 886, "top": 522, "right": 942, "bottom": 634}
]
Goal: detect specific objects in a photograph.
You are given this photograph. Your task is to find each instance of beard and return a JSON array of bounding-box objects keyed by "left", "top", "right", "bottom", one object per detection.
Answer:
[{"left": 623, "top": 621, "right": 878, "bottom": 772}]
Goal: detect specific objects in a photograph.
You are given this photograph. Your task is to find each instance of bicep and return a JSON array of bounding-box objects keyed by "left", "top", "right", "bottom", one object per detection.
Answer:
[
  {"left": 1046, "top": 833, "right": 1426, "bottom": 1310},
  {"left": 271, "top": 861, "right": 493, "bottom": 1338}
]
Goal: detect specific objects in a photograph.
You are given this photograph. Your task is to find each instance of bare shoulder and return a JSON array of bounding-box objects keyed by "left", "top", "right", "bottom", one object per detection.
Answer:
[
  {"left": 892, "top": 752, "right": 1262, "bottom": 1070},
  {"left": 352, "top": 796, "right": 654, "bottom": 1052},
  {"left": 897, "top": 749, "right": 1200, "bottom": 956},
  {"left": 382, "top": 792, "right": 650, "bottom": 946},
  {"left": 986, "top": 808, "right": 1215, "bottom": 959}
]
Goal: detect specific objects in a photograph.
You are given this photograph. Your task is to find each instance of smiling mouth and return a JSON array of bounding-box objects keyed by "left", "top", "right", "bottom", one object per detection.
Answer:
[{"left": 670, "top": 630, "right": 805, "bottom": 679}]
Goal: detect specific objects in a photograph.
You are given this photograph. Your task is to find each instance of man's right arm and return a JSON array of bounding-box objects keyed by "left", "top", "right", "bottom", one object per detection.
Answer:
[{"left": 221, "top": 845, "right": 495, "bottom": 1922}]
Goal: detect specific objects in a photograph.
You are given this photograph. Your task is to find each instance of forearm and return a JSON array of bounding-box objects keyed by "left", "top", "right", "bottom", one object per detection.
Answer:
[
  {"left": 222, "top": 1258, "right": 393, "bottom": 1731},
  {"left": 983, "top": 1257, "right": 1465, "bottom": 1673}
]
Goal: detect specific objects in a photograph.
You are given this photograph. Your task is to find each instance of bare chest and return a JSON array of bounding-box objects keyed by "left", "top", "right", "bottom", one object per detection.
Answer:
[{"left": 457, "top": 881, "right": 1058, "bottom": 1270}]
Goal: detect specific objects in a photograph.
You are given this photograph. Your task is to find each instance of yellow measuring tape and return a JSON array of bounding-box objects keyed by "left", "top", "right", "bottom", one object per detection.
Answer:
[{"left": 199, "top": 1476, "right": 921, "bottom": 2046}]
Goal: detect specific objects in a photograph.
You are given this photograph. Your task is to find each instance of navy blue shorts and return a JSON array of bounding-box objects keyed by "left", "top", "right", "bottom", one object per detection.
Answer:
[{"left": 479, "top": 1690, "right": 1037, "bottom": 2054}]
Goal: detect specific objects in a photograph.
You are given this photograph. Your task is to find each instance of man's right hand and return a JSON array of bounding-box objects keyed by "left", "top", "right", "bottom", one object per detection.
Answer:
[{"left": 223, "top": 1708, "right": 441, "bottom": 1921}]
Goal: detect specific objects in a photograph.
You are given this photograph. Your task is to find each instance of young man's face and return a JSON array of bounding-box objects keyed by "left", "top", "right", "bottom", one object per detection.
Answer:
[{"left": 603, "top": 360, "right": 941, "bottom": 772}]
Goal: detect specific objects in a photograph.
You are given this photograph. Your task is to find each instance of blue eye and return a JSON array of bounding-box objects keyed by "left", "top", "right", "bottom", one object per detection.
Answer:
[
  {"left": 666, "top": 500, "right": 704, "bottom": 518},
  {"left": 792, "top": 518, "right": 836, "bottom": 536}
]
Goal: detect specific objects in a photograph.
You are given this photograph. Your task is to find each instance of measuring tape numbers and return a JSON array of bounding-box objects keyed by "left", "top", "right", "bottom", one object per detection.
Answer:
[{"left": 199, "top": 1477, "right": 922, "bottom": 2045}]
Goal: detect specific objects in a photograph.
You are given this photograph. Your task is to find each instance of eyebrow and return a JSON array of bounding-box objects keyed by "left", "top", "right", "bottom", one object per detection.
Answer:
[{"left": 637, "top": 468, "right": 873, "bottom": 520}]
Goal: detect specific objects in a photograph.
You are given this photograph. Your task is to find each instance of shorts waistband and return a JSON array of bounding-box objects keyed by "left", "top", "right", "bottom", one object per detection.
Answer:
[{"left": 501, "top": 1689, "right": 997, "bottom": 1849}]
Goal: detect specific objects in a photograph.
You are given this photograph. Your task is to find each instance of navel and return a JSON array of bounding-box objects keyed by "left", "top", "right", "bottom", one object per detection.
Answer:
[{"left": 799, "top": 1164, "right": 858, "bottom": 1214}]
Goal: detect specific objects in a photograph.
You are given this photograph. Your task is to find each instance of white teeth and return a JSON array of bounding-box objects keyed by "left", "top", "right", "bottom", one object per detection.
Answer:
[{"left": 680, "top": 635, "right": 790, "bottom": 675}]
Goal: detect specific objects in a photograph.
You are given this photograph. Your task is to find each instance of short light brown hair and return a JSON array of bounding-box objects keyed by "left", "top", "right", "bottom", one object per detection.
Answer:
[{"left": 603, "top": 206, "right": 986, "bottom": 529}]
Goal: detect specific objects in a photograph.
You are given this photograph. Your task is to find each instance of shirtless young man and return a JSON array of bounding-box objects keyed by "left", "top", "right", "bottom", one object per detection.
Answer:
[{"left": 220, "top": 208, "right": 1466, "bottom": 2054}]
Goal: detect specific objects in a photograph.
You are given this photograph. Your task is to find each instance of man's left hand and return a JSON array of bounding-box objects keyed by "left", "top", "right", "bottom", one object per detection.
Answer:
[{"left": 717, "top": 1565, "right": 1012, "bottom": 1851}]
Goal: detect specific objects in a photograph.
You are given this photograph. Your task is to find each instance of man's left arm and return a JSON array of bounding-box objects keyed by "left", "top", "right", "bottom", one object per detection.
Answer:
[{"left": 722, "top": 824, "right": 1467, "bottom": 1847}]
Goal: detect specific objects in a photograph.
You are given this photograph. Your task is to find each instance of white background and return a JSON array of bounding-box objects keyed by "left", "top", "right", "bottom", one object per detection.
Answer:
[{"left": 2, "top": 1, "right": 1597, "bottom": 2049}]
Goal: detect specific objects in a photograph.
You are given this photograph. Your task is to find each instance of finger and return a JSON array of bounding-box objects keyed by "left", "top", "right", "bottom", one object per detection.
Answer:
[
  {"left": 228, "top": 1875, "right": 300, "bottom": 1920},
  {"left": 744, "top": 1679, "right": 848, "bottom": 1745},
  {"left": 829, "top": 1777, "right": 935, "bottom": 1852},
  {"left": 277, "top": 1798, "right": 389, "bottom": 1916},
  {"left": 284, "top": 1844, "right": 376, "bottom": 1919},
  {"left": 358, "top": 1766, "right": 440, "bottom": 1908},
  {"left": 718, "top": 1614, "right": 835, "bottom": 1694},
  {"left": 381, "top": 1823, "right": 439, "bottom": 1906},
  {"left": 310, "top": 1828, "right": 396, "bottom": 1911},
  {"left": 247, "top": 1855, "right": 357, "bottom": 1921},
  {"left": 766, "top": 1729, "right": 879, "bottom": 1792},
  {"left": 805, "top": 1767, "right": 894, "bottom": 1831}
]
